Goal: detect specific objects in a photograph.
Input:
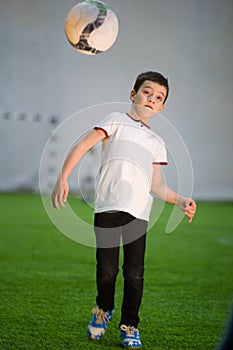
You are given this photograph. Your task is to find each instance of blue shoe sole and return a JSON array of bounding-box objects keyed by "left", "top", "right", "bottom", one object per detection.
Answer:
[{"left": 121, "top": 344, "right": 142, "bottom": 349}]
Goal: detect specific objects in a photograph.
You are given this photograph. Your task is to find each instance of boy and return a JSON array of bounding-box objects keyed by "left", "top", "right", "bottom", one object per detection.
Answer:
[{"left": 52, "top": 71, "right": 196, "bottom": 349}]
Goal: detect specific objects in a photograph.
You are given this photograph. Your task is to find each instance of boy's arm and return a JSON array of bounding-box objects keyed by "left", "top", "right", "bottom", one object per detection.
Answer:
[
  {"left": 52, "top": 129, "right": 105, "bottom": 210},
  {"left": 151, "top": 164, "right": 197, "bottom": 223}
]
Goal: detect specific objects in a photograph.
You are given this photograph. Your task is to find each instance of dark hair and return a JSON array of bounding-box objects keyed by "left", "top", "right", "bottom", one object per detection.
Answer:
[{"left": 133, "top": 71, "right": 169, "bottom": 103}]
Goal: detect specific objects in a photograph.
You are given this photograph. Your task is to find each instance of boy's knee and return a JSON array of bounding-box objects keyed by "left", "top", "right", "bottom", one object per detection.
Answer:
[
  {"left": 123, "top": 264, "right": 144, "bottom": 283},
  {"left": 97, "top": 264, "right": 119, "bottom": 282}
]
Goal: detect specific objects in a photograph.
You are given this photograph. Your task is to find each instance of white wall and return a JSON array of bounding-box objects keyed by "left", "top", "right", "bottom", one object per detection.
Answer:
[{"left": 0, "top": 0, "right": 232, "bottom": 199}]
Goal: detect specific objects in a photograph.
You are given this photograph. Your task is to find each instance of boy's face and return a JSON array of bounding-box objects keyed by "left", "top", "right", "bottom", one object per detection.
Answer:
[{"left": 130, "top": 80, "right": 167, "bottom": 117}]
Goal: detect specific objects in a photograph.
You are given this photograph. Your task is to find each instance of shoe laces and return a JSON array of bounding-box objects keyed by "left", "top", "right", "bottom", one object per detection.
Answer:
[
  {"left": 121, "top": 325, "right": 137, "bottom": 336},
  {"left": 92, "top": 308, "right": 109, "bottom": 325}
]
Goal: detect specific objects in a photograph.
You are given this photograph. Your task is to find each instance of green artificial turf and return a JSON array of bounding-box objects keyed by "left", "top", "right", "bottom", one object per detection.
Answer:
[{"left": 0, "top": 193, "right": 232, "bottom": 349}]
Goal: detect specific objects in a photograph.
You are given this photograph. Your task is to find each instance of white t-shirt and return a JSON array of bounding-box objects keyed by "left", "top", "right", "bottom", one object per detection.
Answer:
[{"left": 93, "top": 112, "right": 167, "bottom": 221}]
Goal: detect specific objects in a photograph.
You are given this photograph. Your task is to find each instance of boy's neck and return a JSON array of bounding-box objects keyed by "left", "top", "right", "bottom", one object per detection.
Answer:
[{"left": 128, "top": 108, "right": 153, "bottom": 125}]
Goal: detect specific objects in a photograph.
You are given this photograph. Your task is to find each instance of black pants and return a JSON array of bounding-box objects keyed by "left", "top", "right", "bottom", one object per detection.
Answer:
[{"left": 94, "top": 211, "right": 148, "bottom": 328}]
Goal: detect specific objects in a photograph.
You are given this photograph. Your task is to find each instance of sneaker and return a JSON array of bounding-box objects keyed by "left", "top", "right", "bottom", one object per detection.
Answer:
[
  {"left": 87, "top": 307, "right": 114, "bottom": 341},
  {"left": 120, "top": 325, "right": 142, "bottom": 348},
  {"left": 120, "top": 325, "right": 142, "bottom": 349}
]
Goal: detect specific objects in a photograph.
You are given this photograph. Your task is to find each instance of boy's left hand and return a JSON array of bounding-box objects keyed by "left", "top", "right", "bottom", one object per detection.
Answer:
[{"left": 177, "top": 197, "right": 197, "bottom": 223}]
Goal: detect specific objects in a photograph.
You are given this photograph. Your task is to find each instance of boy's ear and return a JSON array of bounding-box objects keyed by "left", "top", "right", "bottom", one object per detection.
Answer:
[{"left": 130, "top": 90, "right": 136, "bottom": 102}]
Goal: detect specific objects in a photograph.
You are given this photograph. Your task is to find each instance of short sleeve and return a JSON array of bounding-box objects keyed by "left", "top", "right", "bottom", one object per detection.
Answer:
[
  {"left": 93, "top": 112, "right": 121, "bottom": 138},
  {"left": 153, "top": 137, "right": 168, "bottom": 165}
]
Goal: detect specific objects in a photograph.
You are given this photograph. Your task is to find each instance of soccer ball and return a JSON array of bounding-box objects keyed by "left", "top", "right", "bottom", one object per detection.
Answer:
[{"left": 64, "top": 0, "right": 119, "bottom": 55}]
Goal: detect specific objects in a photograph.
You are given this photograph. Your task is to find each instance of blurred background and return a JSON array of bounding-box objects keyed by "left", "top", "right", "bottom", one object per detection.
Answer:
[{"left": 0, "top": 0, "right": 232, "bottom": 201}]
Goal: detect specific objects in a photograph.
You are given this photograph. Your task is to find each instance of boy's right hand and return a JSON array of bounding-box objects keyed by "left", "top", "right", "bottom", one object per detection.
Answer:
[{"left": 51, "top": 177, "right": 69, "bottom": 210}]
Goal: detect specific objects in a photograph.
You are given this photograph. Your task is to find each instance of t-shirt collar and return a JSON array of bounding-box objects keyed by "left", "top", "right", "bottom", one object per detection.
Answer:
[{"left": 126, "top": 113, "right": 150, "bottom": 129}]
